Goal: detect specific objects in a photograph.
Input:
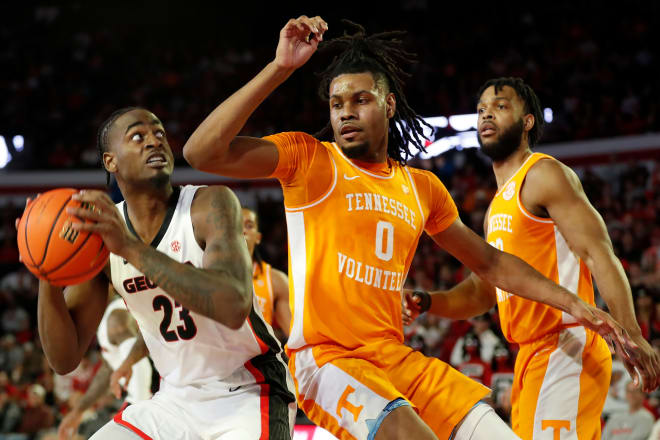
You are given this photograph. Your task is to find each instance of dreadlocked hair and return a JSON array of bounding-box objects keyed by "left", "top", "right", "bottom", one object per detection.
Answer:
[
  {"left": 97, "top": 107, "right": 140, "bottom": 186},
  {"left": 315, "top": 20, "right": 430, "bottom": 164},
  {"left": 477, "top": 77, "right": 545, "bottom": 147}
]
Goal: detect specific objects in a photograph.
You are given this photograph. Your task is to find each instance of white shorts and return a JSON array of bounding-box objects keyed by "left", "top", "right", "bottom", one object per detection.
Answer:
[{"left": 98, "top": 378, "right": 296, "bottom": 440}]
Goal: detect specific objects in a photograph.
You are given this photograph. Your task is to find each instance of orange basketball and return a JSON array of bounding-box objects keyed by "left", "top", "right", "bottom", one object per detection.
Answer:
[{"left": 16, "top": 188, "right": 110, "bottom": 286}]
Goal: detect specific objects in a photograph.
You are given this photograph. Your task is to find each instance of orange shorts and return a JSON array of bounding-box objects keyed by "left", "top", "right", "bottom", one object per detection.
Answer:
[
  {"left": 511, "top": 326, "right": 611, "bottom": 440},
  {"left": 289, "top": 340, "right": 490, "bottom": 440}
]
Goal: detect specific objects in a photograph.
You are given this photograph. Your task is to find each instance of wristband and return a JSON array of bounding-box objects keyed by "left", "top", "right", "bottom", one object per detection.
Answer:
[{"left": 413, "top": 290, "right": 431, "bottom": 313}]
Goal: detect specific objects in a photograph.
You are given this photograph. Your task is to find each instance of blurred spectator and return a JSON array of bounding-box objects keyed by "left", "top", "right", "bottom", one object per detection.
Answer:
[
  {"left": 490, "top": 343, "right": 515, "bottom": 423},
  {"left": 456, "top": 332, "right": 492, "bottom": 387},
  {"left": 450, "top": 313, "right": 499, "bottom": 367},
  {"left": 603, "top": 358, "right": 634, "bottom": 419},
  {"left": 602, "top": 381, "right": 654, "bottom": 440}
]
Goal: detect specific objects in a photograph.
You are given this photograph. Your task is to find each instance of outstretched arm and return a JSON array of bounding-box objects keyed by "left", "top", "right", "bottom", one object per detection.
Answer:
[
  {"left": 183, "top": 16, "right": 327, "bottom": 178},
  {"left": 431, "top": 219, "right": 632, "bottom": 351},
  {"left": 69, "top": 186, "right": 253, "bottom": 329},
  {"left": 523, "top": 159, "right": 660, "bottom": 391}
]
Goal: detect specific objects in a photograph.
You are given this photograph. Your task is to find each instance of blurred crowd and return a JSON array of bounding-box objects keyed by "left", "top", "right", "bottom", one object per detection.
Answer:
[
  {"left": 2, "top": 2, "right": 660, "bottom": 439},
  {"left": 0, "top": 153, "right": 658, "bottom": 438},
  {"left": 1, "top": 3, "right": 659, "bottom": 171}
]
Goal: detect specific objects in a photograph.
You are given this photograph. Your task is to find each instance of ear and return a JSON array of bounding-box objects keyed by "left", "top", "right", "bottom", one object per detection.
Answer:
[
  {"left": 103, "top": 151, "right": 117, "bottom": 173},
  {"left": 523, "top": 114, "right": 535, "bottom": 132},
  {"left": 256, "top": 231, "right": 262, "bottom": 246},
  {"left": 386, "top": 93, "right": 396, "bottom": 119}
]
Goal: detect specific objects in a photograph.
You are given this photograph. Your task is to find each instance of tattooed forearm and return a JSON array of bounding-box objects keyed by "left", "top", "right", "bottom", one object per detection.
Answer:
[
  {"left": 136, "top": 245, "right": 215, "bottom": 315},
  {"left": 121, "top": 186, "right": 252, "bottom": 328}
]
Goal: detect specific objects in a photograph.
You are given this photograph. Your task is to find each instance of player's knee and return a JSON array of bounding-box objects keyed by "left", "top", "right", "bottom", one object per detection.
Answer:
[
  {"left": 372, "top": 399, "right": 436, "bottom": 440},
  {"left": 452, "top": 403, "right": 520, "bottom": 440}
]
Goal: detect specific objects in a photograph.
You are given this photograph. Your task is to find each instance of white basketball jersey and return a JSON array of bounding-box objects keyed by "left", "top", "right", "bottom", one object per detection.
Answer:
[
  {"left": 97, "top": 298, "right": 153, "bottom": 404},
  {"left": 109, "top": 186, "right": 288, "bottom": 390}
]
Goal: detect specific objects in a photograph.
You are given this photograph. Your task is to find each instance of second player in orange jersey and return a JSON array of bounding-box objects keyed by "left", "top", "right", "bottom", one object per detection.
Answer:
[
  {"left": 243, "top": 207, "right": 291, "bottom": 337},
  {"left": 406, "top": 77, "right": 660, "bottom": 439},
  {"left": 183, "top": 16, "right": 635, "bottom": 440}
]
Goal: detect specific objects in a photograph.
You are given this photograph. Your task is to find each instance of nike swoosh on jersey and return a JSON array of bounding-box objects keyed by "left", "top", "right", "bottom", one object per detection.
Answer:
[
  {"left": 228, "top": 385, "right": 242, "bottom": 392},
  {"left": 343, "top": 174, "right": 360, "bottom": 180}
]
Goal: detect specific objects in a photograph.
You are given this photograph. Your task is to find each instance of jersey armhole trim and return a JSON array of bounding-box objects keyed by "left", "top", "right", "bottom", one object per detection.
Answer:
[
  {"left": 516, "top": 158, "right": 555, "bottom": 224},
  {"left": 285, "top": 153, "right": 338, "bottom": 212}
]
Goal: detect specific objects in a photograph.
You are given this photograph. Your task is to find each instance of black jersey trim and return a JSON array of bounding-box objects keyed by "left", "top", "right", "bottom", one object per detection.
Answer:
[{"left": 123, "top": 186, "right": 181, "bottom": 249}]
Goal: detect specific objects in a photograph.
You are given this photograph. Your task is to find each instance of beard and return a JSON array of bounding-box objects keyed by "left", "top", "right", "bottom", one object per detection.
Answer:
[
  {"left": 341, "top": 141, "right": 370, "bottom": 159},
  {"left": 478, "top": 118, "right": 524, "bottom": 162}
]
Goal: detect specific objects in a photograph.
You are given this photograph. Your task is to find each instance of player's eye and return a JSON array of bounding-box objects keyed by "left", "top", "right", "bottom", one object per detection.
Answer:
[
  {"left": 131, "top": 133, "right": 143, "bottom": 142},
  {"left": 155, "top": 130, "right": 165, "bottom": 139},
  {"left": 331, "top": 102, "right": 341, "bottom": 109},
  {"left": 498, "top": 104, "right": 506, "bottom": 109}
]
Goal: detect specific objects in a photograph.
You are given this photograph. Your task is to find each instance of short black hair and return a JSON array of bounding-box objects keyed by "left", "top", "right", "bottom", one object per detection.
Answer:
[
  {"left": 96, "top": 107, "right": 140, "bottom": 185},
  {"left": 316, "top": 20, "right": 430, "bottom": 164},
  {"left": 477, "top": 77, "right": 545, "bottom": 147}
]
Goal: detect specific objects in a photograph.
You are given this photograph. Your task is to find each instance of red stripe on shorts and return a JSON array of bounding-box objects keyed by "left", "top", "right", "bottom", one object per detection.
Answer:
[
  {"left": 245, "top": 360, "right": 271, "bottom": 440},
  {"left": 246, "top": 317, "right": 270, "bottom": 354},
  {"left": 113, "top": 409, "right": 153, "bottom": 440}
]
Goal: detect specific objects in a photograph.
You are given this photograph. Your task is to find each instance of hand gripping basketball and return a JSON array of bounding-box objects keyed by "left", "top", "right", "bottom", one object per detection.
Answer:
[
  {"left": 67, "top": 190, "right": 135, "bottom": 257},
  {"left": 16, "top": 189, "right": 110, "bottom": 285}
]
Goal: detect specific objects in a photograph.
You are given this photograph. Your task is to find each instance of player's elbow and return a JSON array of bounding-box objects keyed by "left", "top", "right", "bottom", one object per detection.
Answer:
[
  {"left": 183, "top": 139, "right": 209, "bottom": 171},
  {"left": 224, "top": 285, "right": 252, "bottom": 330}
]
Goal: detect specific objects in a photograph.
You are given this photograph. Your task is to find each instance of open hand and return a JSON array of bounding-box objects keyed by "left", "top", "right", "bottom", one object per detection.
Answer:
[
  {"left": 569, "top": 299, "right": 660, "bottom": 391},
  {"left": 275, "top": 15, "right": 328, "bottom": 70}
]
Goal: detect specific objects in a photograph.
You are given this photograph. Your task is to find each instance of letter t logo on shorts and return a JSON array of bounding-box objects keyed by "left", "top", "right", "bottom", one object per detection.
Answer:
[
  {"left": 542, "top": 420, "right": 570, "bottom": 440},
  {"left": 336, "top": 385, "right": 364, "bottom": 422}
]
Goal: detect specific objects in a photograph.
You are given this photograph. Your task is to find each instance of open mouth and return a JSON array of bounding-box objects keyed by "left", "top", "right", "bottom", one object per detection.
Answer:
[{"left": 146, "top": 153, "right": 168, "bottom": 167}]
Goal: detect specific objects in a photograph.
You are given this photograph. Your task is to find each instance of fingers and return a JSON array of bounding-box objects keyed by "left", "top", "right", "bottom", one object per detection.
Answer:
[
  {"left": 284, "top": 15, "right": 328, "bottom": 42},
  {"left": 110, "top": 374, "right": 122, "bottom": 399}
]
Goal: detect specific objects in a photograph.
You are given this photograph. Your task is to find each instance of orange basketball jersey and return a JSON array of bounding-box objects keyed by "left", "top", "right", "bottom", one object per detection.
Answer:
[
  {"left": 265, "top": 132, "right": 458, "bottom": 357},
  {"left": 253, "top": 260, "right": 274, "bottom": 325},
  {"left": 486, "top": 153, "right": 595, "bottom": 344}
]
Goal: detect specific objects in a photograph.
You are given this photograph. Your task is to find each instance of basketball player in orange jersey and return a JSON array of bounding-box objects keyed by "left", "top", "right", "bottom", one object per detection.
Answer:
[
  {"left": 182, "top": 16, "right": 636, "bottom": 440},
  {"left": 405, "top": 77, "right": 660, "bottom": 439},
  {"left": 243, "top": 208, "right": 291, "bottom": 337},
  {"left": 18, "top": 107, "right": 296, "bottom": 439}
]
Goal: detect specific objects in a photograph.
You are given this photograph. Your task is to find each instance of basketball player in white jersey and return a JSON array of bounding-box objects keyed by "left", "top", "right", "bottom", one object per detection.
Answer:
[
  {"left": 28, "top": 107, "right": 296, "bottom": 439},
  {"left": 58, "top": 291, "right": 152, "bottom": 439}
]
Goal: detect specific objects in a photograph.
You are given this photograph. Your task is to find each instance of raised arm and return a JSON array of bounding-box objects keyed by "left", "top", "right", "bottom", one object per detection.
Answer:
[
  {"left": 523, "top": 159, "right": 660, "bottom": 391},
  {"left": 182, "top": 16, "right": 327, "bottom": 178},
  {"left": 70, "top": 187, "right": 253, "bottom": 330}
]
